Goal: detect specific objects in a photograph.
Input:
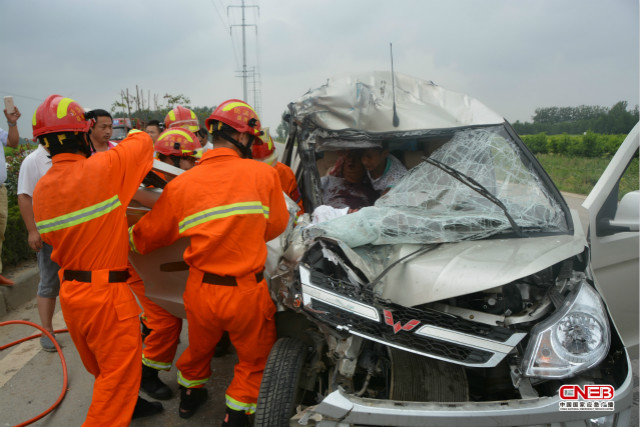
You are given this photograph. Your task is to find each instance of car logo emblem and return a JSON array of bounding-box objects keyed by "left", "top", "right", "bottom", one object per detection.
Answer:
[{"left": 383, "top": 309, "right": 421, "bottom": 334}]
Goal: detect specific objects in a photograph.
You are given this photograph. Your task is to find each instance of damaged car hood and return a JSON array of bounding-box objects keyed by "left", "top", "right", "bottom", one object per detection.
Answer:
[{"left": 377, "top": 213, "right": 585, "bottom": 307}]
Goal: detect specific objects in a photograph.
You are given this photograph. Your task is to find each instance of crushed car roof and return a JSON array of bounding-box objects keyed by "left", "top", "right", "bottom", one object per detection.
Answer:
[{"left": 288, "top": 71, "right": 505, "bottom": 133}]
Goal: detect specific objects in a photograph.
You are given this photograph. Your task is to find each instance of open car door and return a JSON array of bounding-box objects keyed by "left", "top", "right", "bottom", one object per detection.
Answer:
[{"left": 583, "top": 123, "right": 639, "bottom": 348}]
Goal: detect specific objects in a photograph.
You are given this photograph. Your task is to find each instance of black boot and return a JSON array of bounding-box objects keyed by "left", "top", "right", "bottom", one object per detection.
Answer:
[
  {"left": 132, "top": 396, "right": 163, "bottom": 419},
  {"left": 141, "top": 364, "right": 173, "bottom": 400},
  {"left": 221, "top": 407, "right": 250, "bottom": 427},
  {"left": 179, "top": 386, "right": 208, "bottom": 419}
]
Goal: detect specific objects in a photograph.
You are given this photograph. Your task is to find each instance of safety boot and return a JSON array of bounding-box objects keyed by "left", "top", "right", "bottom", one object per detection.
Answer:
[
  {"left": 141, "top": 364, "right": 172, "bottom": 400},
  {"left": 131, "top": 396, "right": 163, "bottom": 419},
  {"left": 221, "top": 407, "right": 250, "bottom": 427},
  {"left": 179, "top": 386, "right": 208, "bottom": 419}
]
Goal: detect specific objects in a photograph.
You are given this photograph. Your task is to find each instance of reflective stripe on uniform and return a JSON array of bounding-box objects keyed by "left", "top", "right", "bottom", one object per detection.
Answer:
[
  {"left": 225, "top": 394, "right": 257, "bottom": 414},
  {"left": 36, "top": 195, "right": 122, "bottom": 234},
  {"left": 128, "top": 225, "right": 140, "bottom": 254},
  {"left": 177, "top": 371, "right": 208, "bottom": 388},
  {"left": 178, "top": 201, "right": 269, "bottom": 234},
  {"left": 142, "top": 356, "right": 172, "bottom": 371}
]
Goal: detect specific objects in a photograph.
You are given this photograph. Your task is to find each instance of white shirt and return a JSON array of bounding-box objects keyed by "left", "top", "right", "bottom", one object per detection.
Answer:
[
  {"left": 17, "top": 145, "right": 52, "bottom": 196},
  {"left": 367, "top": 154, "right": 408, "bottom": 193},
  {"left": 0, "top": 127, "right": 9, "bottom": 184}
]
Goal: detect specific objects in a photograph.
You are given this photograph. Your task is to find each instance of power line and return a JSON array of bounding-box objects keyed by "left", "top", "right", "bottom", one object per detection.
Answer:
[{"left": 0, "top": 90, "right": 43, "bottom": 102}]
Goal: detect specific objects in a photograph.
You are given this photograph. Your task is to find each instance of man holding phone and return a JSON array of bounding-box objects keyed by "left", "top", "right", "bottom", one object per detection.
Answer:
[{"left": 1, "top": 97, "right": 21, "bottom": 285}]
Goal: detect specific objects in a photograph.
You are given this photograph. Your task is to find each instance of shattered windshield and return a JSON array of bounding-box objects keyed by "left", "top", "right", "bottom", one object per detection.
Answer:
[{"left": 305, "top": 125, "right": 569, "bottom": 248}]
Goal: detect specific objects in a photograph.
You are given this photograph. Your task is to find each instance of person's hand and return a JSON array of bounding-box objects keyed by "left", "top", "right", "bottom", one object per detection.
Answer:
[
  {"left": 4, "top": 106, "right": 21, "bottom": 124},
  {"left": 28, "top": 229, "right": 43, "bottom": 252}
]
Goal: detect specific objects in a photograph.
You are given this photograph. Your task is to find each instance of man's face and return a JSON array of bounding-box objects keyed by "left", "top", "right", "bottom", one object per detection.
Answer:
[
  {"left": 197, "top": 133, "right": 208, "bottom": 147},
  {"left": 179, "top": 157, "right": 197, "bottom": 170},
  {"left": 91, "top": 116, "right": 113, "bottom": 144},
  {"left": 145, "top": 125, "right": 161, "bottom": 143}
]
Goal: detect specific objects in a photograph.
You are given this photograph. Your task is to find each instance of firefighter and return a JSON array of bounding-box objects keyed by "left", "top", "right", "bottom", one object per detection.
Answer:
[
  {"left": 31, "top": 95, "right": 162, "bottom": 426},
  {"left": 154, "top": 127, "right": 201, "bottom": 171},
  {"left": 129, "top": 99, "right": 288, "bottom": 426},
  {"left": 129, "top": 127, "right": 201, "bottom": 401},
  {"left": 252, "top": 127, "right": 304, "bottom": 213},
  {"left": 164, "top": 105, "right": 200, "bottom": 133}
]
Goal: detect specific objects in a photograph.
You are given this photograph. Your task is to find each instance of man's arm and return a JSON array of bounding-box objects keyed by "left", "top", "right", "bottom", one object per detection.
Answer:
[
  {"left": 17, "top": 194, "right": 42, "bottom": 251},
  {"left": 4, "top": 107, "right": 21, "bottom": 148}
]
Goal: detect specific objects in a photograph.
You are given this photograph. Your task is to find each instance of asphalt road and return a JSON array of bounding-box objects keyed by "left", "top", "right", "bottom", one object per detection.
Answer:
[{"left": 0, "top": 193, "right": 637, "bottom": 427}]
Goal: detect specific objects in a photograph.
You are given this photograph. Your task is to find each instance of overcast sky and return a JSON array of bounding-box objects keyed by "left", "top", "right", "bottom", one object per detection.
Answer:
[{"left": 1, "top": 0, "right": 638, "bottom": 139}]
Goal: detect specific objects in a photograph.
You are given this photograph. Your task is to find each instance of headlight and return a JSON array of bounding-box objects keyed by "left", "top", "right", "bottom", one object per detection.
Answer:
[{"left": 521, "top": 281, "right": 610, "bottom": 378}]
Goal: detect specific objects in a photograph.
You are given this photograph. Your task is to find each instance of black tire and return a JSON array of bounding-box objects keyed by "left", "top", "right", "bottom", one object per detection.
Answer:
[{"left": 254, "top": 337, "right": 308, "bottom": 427}]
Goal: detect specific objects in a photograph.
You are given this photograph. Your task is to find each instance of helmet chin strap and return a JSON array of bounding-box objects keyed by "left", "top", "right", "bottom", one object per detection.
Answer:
[
  {"left": 82, "top": 133, "right": 94, "bottom": 157},
  {"left": 217, "top": 131, "right": 254, "bottom": 159}
]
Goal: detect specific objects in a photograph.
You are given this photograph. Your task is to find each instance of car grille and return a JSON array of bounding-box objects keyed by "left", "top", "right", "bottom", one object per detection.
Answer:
[{"left": 303, "top": 269, "right": 525, "bottom": 368}]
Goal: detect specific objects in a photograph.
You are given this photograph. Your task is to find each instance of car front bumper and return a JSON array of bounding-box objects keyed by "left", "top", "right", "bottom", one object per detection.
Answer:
[{"left": 294, "top": 363, "right": 634, "bottom": 427}]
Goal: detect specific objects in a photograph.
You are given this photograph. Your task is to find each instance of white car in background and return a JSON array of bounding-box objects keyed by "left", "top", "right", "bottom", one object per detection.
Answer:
[{"left": 128, "top": 72, "right": 638, "bottom": 427}]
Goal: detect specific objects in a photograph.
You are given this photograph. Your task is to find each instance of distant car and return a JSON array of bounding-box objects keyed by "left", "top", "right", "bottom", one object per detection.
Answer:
[{"left": 128, "top": 72, "right": 638, "bottom": 427}]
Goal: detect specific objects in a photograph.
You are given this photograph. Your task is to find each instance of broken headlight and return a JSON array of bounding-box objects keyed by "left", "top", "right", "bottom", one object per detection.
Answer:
[{"left": 521, "top": 281, "right": 610, "bottom": 379}]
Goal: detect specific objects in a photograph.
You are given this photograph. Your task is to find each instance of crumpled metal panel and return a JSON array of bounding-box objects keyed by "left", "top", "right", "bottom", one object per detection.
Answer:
[
  {"left": 289, "top": 71, "right": 504, "bottom": 134},
  {"left": 305, "top": 125, "right": 568, "bottom": 248}
]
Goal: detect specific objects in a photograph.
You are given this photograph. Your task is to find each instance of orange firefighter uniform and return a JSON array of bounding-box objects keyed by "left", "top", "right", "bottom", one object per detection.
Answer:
[
  {"left": 127, "top": 267, "right": 183, "bottom": 371},
  {"left": 129, "top": 147, "right": 288, "bottom": 414},
  {"left": 274, "top": 161, "right": 304, "bottom": 213},
  {"left": 33, "top": 131, "right": 154, "bottom": 427}
]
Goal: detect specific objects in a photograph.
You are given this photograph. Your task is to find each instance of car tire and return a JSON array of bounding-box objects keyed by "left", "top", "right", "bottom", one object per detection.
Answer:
[{"left": 254, "top": 337, "right": 308, "bottom": 427}]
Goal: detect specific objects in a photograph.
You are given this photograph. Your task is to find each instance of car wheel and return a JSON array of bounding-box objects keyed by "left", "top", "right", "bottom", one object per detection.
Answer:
[{"left": 254, "top": 337, "right": 309, "bottom": 427}]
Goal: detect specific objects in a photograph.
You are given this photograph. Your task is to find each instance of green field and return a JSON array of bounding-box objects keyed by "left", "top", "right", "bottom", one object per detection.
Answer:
[{"left": 536, "top": 153, "right": 638, "bottom": 197}]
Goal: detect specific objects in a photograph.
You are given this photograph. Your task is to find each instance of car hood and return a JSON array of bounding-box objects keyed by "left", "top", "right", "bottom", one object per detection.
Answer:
[{"left": 340, "top": 211, "right": 586, "bottom": 307}]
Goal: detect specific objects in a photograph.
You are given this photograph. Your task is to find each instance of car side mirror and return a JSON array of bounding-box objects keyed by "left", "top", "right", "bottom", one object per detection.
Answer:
[{"left": 596, "top": 191, "right": 640, "bottom": 236}]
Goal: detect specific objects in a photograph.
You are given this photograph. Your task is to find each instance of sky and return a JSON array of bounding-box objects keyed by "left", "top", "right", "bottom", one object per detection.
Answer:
[{"left": 1, "top": 0, "right": 638, "bottom": 139}]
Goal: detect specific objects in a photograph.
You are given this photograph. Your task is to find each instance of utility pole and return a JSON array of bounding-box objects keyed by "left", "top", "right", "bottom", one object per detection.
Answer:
[{"left": 229, "top": 0, "right": 258, "bottom": 102}]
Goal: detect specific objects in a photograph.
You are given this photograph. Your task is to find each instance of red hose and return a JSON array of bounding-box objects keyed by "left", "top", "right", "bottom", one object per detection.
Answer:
[{"left": 0, "top": 321, "right": 69, "bottom": 427}]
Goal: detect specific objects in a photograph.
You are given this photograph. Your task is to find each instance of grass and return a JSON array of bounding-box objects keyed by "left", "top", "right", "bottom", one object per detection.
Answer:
[{"left": 536, "top": 153, "right": 639, "bottom": 197}]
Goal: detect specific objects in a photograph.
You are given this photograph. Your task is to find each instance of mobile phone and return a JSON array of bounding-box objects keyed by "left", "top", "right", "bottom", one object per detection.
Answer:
[{"left": 4, "top": 96, "right": 15, "bottom": 114}]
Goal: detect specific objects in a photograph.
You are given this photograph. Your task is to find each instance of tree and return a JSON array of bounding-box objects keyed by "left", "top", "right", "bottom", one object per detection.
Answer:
[{"left": 275, "top": 110, "right": 290, "bottom": 142}]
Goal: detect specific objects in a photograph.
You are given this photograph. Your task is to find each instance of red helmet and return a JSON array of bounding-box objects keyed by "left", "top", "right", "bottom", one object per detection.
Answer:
[
  {"left": 32, "top": 95, "right": 90, "bottom": 138},
  {"left": 164, "top": 106, "right": 199, "bottom": 132},
  {"left": 252, "top": 126, "right": 277, "bottom": 166},
  {"left": 154, "top": 128, "right": 201, "bottom": 157},
  {"left": 205, "top": 99, "right": 262, "bottom": 138}
]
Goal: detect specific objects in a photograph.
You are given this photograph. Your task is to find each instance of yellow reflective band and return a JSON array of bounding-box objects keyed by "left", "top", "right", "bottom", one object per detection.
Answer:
[
  {"left": 190, "top": 111, "right": 196, "bottom": 119},
  {"left": 225, "top": 394, "right": 256, "bottom": 414},
  {"left": 32, "top": 110, "right": 37, "bottom": 126},
  {"left": 159, "top": 128, "right": 194, "bottom": 143},
  {"left": 168, "top": 110, "right": 176, "bottom": 121},
  {"left": 179, "top": 201, "right": 269, "bottom": 234},
  {"left": 128, "top": 225, "right": 141, "bottom": 254},
  {"left": 128, "top": 129, "right": 142, "bottom": 135},
  {"left": 36, "top": 195, "right": 122, "bottom": 234},
  {"left": 177, "top": 371, "right": 208, "bottom": 388},
  {"left": 142, "top": 356, "right": 172, "bottom": 371},
  {"left": 221, "top": 101, "right": 258, "bottom": 117},
  {"left": 56, "top": 98, "right": 75, "bottom": 119}
]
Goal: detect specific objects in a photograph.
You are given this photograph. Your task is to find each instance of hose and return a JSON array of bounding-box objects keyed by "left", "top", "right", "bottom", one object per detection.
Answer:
[{"left": 0, "top": 321, "right": 69, "bottom": 427}]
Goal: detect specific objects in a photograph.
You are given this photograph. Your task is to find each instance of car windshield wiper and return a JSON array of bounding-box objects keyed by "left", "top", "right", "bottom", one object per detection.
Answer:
[{"left": 422, "top": 157, "right": 523, "bottom": 238}]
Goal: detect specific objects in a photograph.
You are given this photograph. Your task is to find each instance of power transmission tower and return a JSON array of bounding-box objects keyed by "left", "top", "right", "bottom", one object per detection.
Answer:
[
  {"left": 250, "top": 66, "right": 262, "bottom": 117},
  {"left": 228, "top": 0, "right": 259, "bottom": 102}
]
